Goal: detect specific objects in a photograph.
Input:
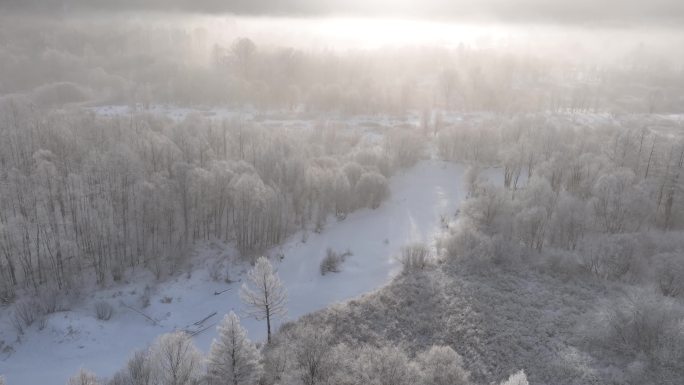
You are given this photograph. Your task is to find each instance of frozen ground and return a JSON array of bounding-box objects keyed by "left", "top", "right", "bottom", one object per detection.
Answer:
[
  {"left": 0, "top": 159, "right": 501, "bottom": 385},
  {"left": 88, "top": 104, "right": 253, "bottom": 121}
]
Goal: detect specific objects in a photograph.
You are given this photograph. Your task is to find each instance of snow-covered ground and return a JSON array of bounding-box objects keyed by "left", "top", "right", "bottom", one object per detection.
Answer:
[
  {"left": 88, "top": 104, "right": 253, "bottom": 122},
  {"left": 0, "top": 159, "right": 501, "bottom": 385}
]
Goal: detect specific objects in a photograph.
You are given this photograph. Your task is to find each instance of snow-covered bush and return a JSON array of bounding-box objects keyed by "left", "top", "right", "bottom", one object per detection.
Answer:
[
  {"left": 13, "top": 298, "right": 40, "bottom": 329},
  {"left": 399, "top": 243, "right": 430, "bottom": 272},
  {"left": 460, "top": 182, "right": 509, "bottom": 233},
  {"left": 94, "top": 301, "right": 114, "bottom": 321},
  {"left": 108, "top": 350, "right": 152, "bottom": 385},
  {"left": 385, "top": 130, "right": 425, "bottom": 169},
  {"left": 110, "top": 264, "right": 124, "bottom": 282},
  {"left": 590, "top": 169, "right": 652, "bottom": 234},
  {"left": 289, "top": 325, "right": 336, "bottom": 385},
  {"left": 320, "top": 248, "right": 352, "bottom": 275},
  {"left": 139, "top": 286, "right": 152, "bottom": 308},
  {"left": 353, "top": 345, "right": 420, "bottom": 385},
  {"left": 209, "top": 259, "right": 232, "bottom": 283},
  {"left": 0, "top": 280, "right": 15, "bottom": 304},
  {"left": 38, "top": 289, "right": 60, "bottom": 315},
  {"left": 343, "top": 162, "right": 364, "bottom": 188},
  {"left": 652, "top": 252, "right": 684, "bottom": 298},
  {"left": 540, "top": 249, "right": 584, "bottom": 279},
  {"left": 442, "top": 221, "right": 494, "bottom": 263},
  {"left": 578, "top": 234, "right": 638, "bottom": 280},
  {"left": 68, "top": 368, "right": 99, "bottom": 385},
  {"left": 354, "top": 150, "right": 393, "bottom": 178},
  {"left": 149, "top": 331, "right": 203, "bottom": 385},
  {"left": 594, "top": 292, "right": 684, "bottom": 359},
  {"left": 416, "top": 346, "right": 470, "bottom": 385},
  {"left": 106, "top": 372, "right": 128, "bottom": 385},
  {"left": 320, "top": 249, "right": 341, "bottom": 275},
  {"left": 355, "top": 172, "right": 390, "bottom": 209},
  {"left": 261, "top": 339, "right": 290, "bottom": 385},
  {"left": 464, "top": 164, "right": 482, "bottom": 198},
  {"left": 500, "top": 370, "right": 529, "bottom": 385},
  {"left": 327, "top": 343, "right": 420, "bottom": 385}
]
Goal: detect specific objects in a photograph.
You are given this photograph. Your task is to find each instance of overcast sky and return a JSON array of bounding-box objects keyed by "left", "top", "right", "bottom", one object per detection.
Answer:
[{"left": 2, "top": 0, "right": 683, "bottom": 27}]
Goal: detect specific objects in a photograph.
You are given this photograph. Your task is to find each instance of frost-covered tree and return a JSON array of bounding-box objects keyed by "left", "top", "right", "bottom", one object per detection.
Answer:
[
  {"left": 129, "top": 350, "right": 153, "bottom": 385},
  {"left": 0, "top": 376, "right": 6, "bottom": 385},
  {"left": 231, "top": 173, "right": 286, "bottom": 253},
  {"left": 515, "top": 206, "right": 547, "bottom": 252},
  {"left": 342, "top": 162, "right": 363, "bottom": 188},
  {"left": 240, "top": 257, "right": 287, "bottom": 343},
  {"left": 548, "top": 192, "right": 587, "bottom": 250},
  {"left": 464, "top": 164, "right": 482, "bottom": 198},
  {"left": 384, "top": 130, "right": 425, "bottom": 169},
  {"left": 0, "top": 100, "right": 386, "bottom": 295},
  {"left": 461, "top": 182, "right": 508, "bottom": 232},
  {"left": 231, "top": 38, "right": 256, "bottom": 78},
  {"left": 261, "top": 340, "right": 290, "bottom": 385},
  {"left": 107, "top": 350, "right": 153, "bottom": 385},
  {"left": 333, "top": 170, "right": 352, "bottom": 217},
  {"left": 354, "top": 345, "right": 419, "bottom": 385},
  {"left": 500, "top": 370, "right": 529, "bottom": 385},
  {"left": 591, "top": 169, "right": 650, "bottom": 234},
  {"left": 68, "top": 369, "right": 100, "bottom": 385},
  {"left": 206, "top": 312, "right": 262, "bottom": 385},
  {"left": 416, "top": 346, "right": 469, "bottom": 385},
  {"left": 654, "top": 253, "right": 684, "bottom": 298},
  {"left": 355, "top": 172, "right": 389, "bottom": 209},
  {"left": 291, "top": 326, "right": 335, "bottom": 385},
  {"left": 443, "top": 220, "right": 494, "bottom": 262},
  {"left": 149, "top": 331, "right": 203, "bottom": 385}
]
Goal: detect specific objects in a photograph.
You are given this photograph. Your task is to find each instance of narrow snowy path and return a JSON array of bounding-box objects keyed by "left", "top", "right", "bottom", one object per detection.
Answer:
[{"left": 1, "top": 159, "right": 476, "bottom": 385}]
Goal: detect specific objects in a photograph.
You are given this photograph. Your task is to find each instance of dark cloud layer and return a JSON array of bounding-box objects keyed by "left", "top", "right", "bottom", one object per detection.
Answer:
[{"left": 2, "top": 0, "right": 684, "bottom": 26}]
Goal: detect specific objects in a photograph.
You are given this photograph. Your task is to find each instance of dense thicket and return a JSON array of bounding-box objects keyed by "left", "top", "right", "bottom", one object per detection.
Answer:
[
  {"left": 435, "top": 113, "right": 684, "bottom": 384},
  {"left": 438, "top": 114, "right": 684, "bottom": 232},
  {"left": 72, "top": 314, "right": 525, "bottom": 385},
  {"left": 0, "top": 98, "right": 423, "bottom": 301}
]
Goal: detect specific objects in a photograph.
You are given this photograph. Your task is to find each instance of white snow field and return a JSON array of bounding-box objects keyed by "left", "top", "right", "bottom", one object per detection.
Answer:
[{"left": 0, "top": 160, "right": 498, "bottom": 385}]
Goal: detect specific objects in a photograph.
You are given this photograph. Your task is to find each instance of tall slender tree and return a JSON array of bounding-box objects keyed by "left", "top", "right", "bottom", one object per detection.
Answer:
[
  {"left": 240, "top": 257, "right": 287, "bottom": 343},
  {"left": 206, "top": 312, "right": 262, "bottom": 385}
]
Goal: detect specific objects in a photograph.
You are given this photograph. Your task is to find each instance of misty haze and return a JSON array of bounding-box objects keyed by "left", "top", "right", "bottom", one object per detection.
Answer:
[{"left": 0, "top": 1, "right": 683, "bottom": 385}]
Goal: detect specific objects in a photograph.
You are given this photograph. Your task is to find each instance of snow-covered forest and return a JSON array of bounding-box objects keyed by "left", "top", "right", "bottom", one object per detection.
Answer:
[
  {"left": 1, "top": 1, "right": 684, "bottom": 385},
  {"left": 0, "top": 98, "right": 414, "bottom": 296}
]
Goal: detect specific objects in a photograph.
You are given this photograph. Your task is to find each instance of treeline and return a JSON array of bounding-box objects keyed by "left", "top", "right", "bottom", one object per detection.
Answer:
[
  {"left": 439, "top": 113, "right": 684, "bottom": 243},
  {"left": 437, "top": 113, "right": 684, "bottom": 383},
  {"left": 60, "top": 311, "right": 527, "bottom": 385},
  {"left": 0, "top": 97, "right": 425, "bottom": 300},
  {"left": 1, "top": 15, "right": 683, "bottom": 115}
]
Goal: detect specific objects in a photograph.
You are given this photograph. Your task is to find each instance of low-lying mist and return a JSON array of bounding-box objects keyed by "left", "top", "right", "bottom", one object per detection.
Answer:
[{"left": 1, "top": 13, "right": 682, "bottom": 114}]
